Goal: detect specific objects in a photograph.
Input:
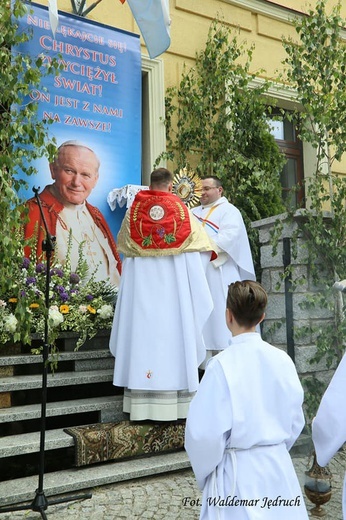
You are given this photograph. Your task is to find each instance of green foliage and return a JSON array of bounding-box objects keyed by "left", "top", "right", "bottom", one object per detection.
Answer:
[
  {"left": 302, "top": 376, "right": 327, "bottom": 423},
  {"left": 298, "top": 177, "right": 346, "bottom": 282},
  {"left": 0, "top": 0, "right": 60, "bottom": 301},
  {"left": 282, "top": 0, "right": 346, "bottom": 165},
  {"left": 278, "top": 0, "right": 346, "bottom": 417},
  {"left": 0, "top": 0, "right": 59, "bottom": 350},
  {"left": 157, "top": 19, "right": 286, "bottom": 269}
]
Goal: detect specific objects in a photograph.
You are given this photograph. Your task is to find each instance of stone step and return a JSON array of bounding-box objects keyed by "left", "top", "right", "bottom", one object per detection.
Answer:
[
  {"left": 0, "top": 349, "right": 112, "bottom": 367},
  {"left": 0, "top": 395, "right": 123, "bottom": 424},
  {"left": 0, "top": 418, "right": 312, "bottom": 460},
  {"left": 0, "top": 432, "right": 311, "bottom": 508},
  {"left": 0, "top": 427, "right": 74, "bottom": 457},
  {"left": 0, "top": 450, "right": 191, "bottom": 507},
  {"left": 0, "top": 369, "right": 113, "bottom": 392}
]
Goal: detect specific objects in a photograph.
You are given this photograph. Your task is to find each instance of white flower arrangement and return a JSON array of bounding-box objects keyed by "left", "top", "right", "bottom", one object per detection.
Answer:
[{"left": 1, "top": 241, "right": 118, "bottom": 351}]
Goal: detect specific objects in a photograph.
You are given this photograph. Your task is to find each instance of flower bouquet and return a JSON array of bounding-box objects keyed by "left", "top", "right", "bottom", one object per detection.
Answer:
[{"left": 0, "top": 239, "right": 117, "bottom": 353}]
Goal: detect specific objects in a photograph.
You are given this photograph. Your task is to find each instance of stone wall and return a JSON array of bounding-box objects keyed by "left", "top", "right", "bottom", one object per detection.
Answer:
[{"left": 252, "top": 213, "right": 336, "bottom": 391}]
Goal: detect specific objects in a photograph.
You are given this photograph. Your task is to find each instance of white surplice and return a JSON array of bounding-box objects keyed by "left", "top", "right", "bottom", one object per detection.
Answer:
[
  {"left": 185, "top": 333, "right": 309, "bottom": 520},
  {"left": 312, "top": 353, "right": 346, "bottom": 519},
  {"left": 192, "top": 198, "right": 255, "bottom": 351},
  {"left": 109, "top": 252, "right": 214, "bottom": 420}
]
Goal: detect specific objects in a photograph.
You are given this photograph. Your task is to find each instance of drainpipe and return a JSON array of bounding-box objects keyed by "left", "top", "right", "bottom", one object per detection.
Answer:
[{"left": 283, "top": 237, "right": 295, "bottom": 362}]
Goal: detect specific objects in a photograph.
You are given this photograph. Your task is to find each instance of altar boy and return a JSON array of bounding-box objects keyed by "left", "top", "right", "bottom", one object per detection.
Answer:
[{"left": 185, "top": 280, "right": 308, "bottom": 519}]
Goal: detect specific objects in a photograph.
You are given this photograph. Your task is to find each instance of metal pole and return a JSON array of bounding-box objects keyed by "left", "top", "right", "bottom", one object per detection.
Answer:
[{"left": 283, "top": 237, "right": 295, "bottom": 362}]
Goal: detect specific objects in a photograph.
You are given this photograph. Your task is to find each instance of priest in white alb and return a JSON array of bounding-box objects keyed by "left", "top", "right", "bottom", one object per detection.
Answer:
[
  {"left": 109, "top": 168, "right": 217, "bottom": 421},
  {"left": 192, "top": 176, "right": 255, "bottom": 359}
]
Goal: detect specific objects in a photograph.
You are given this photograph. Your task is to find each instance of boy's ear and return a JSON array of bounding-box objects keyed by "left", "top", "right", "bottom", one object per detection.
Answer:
[
  {"left": 226, "top": 308, "right": 232, "bottom": 325},
  {"left": 258, "top": 312, "right": 265, "bottom": 325}
]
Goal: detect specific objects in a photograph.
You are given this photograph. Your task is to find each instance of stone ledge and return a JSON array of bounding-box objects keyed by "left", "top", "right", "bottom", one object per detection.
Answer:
[
  {"left": 0, "top": 395, "right": 122, "bottom": 424},
  {"left": 0, "top": 349, "right": 112, "bottom": 366},
  {"left": 0, "top": 434, "right": 311, "bottom": 509},
  {"left": 0, "top": 427, "right": 74, "bottom": 458},
  {"left": 0, "top": 369, "right": 113, "bottom": 392},
  {"left": 75, "top": 358, "right": 114, "bottom": 372},
  {"left": 0, "top": 450, "right": 191, "bottom": 507}
]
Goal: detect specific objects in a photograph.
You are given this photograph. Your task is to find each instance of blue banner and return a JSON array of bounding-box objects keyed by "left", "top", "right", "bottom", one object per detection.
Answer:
[{"left": 15, "top": 2, "right": 141, "bottom": 243}]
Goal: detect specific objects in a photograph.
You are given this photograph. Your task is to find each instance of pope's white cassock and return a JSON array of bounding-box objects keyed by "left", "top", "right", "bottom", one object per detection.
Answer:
[
  {"left": 312, "top": 353, "right": 346, "bottom": 519},
  {"left": 192, "top": 198, "right": 255, "bottom": 352},
  {"left": 109, "top": 189, "right": 216, "bottom": 421},
  {"left": 185, "top": 333, "right": 309, "bottom": 520}
]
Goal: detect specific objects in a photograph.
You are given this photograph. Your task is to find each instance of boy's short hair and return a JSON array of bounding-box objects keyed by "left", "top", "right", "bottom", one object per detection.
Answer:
[{"left": 226, "top": 280, "right": 267, "bottom": 328}]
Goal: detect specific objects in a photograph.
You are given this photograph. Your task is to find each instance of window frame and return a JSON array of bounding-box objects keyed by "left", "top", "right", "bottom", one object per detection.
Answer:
[
  {"left": 268, "top": 109, "right": 305, "bottom": 207},
  {"left": 141, "top": 56, "right": 166, "bottom": 186}
]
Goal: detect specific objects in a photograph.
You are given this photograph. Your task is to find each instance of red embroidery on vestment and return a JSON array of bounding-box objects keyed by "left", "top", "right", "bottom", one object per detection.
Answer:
[{"left": 130, "top": 191, "right": 191, "bottom": 250}]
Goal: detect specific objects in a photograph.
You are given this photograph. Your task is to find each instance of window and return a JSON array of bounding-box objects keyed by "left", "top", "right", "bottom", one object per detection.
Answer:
[{"left": 268, "top": 111, "right": 305, "bottom": 209}]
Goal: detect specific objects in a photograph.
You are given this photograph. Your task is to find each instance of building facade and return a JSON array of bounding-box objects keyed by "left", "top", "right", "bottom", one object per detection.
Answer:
[{"left": 36, "top": 0, "right": 346, "bottom": 189}]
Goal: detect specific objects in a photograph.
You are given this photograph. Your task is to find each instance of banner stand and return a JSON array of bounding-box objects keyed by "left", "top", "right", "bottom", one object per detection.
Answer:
[{"left": 0, "top": 187, "right": 92, "bottom": 519}]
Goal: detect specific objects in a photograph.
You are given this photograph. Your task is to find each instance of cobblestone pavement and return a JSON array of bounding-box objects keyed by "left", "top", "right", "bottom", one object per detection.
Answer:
[{"left": 1, "top": 450, "right": 345, "bottom": 519}]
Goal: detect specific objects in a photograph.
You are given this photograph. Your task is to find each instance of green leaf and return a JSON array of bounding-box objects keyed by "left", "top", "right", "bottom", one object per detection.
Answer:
[{"left": 164, "top": 234, "right": 176, "bottom": 244}]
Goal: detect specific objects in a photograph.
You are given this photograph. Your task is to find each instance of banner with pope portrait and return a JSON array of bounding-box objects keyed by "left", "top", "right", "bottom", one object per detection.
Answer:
[{"left": 14, "top": 2, "right": 141, "bottom": 282}]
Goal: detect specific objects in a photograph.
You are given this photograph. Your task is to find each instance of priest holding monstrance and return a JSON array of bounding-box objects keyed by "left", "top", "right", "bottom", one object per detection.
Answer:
[{"left": 109, "top": 167, "right": 217, "bottom": 421}]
